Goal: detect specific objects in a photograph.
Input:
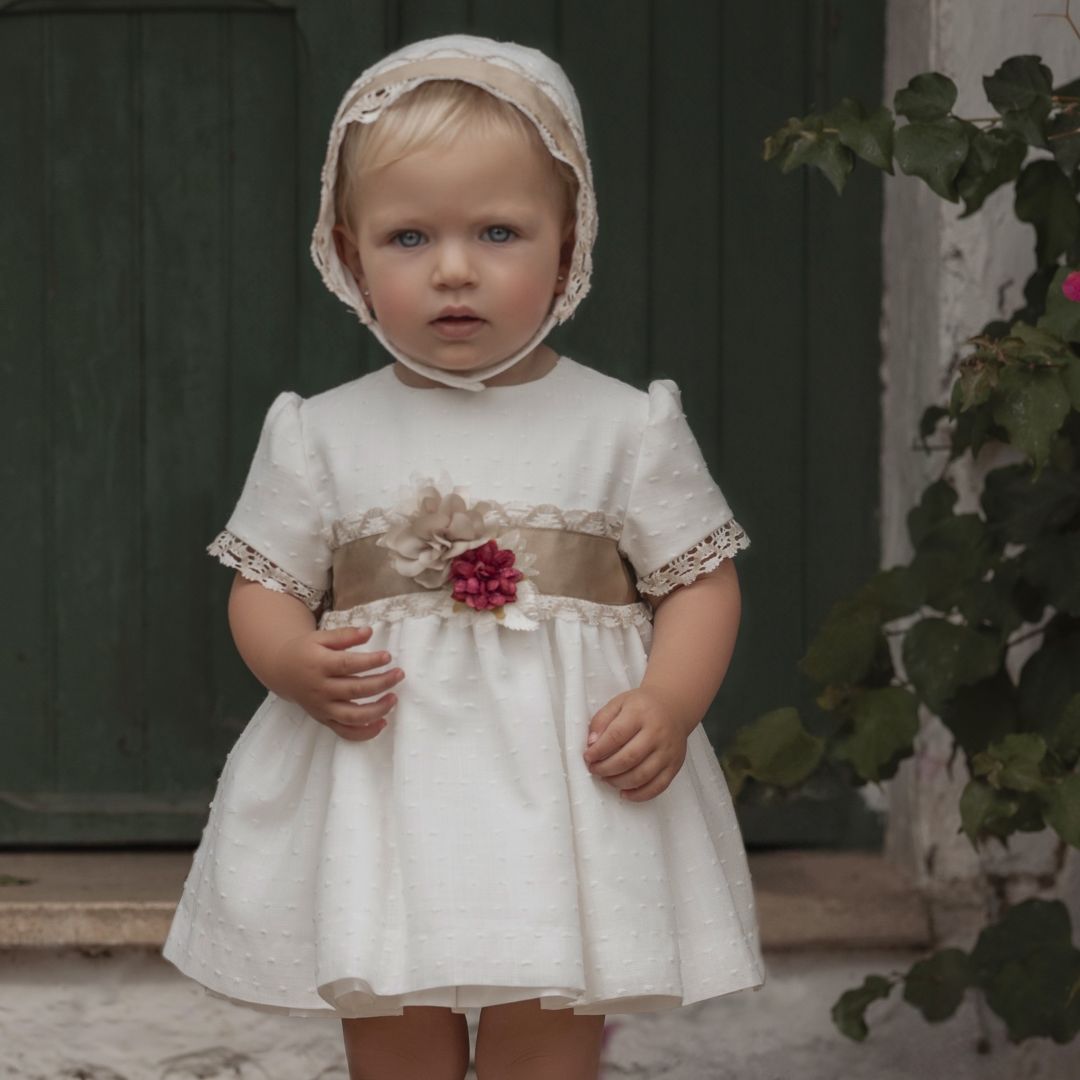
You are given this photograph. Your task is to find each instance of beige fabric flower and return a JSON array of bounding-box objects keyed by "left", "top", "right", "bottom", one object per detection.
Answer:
[{"left": 376, "top": 485, "right": 496, "bottom": 588}]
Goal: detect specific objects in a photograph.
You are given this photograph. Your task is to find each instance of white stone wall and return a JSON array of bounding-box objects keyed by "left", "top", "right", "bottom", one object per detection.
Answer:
[{"left": 882, "top": 0, "right": 1080, "bottom": 943}]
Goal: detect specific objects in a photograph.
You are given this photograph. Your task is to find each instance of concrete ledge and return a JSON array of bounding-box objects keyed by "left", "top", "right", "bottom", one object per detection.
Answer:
[{"left": 0, "top": 849, "right": 932, "bottom": 951}]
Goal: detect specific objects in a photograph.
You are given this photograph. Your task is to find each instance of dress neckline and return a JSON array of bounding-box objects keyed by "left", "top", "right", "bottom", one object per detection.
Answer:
[{"left": 386, "top": 355, "right": 568, "bottom": 393}]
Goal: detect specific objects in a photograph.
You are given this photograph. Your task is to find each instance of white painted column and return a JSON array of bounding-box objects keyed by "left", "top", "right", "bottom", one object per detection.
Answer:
[{"left": 881, "top": 0, "right": 1080, "bottom": 942}]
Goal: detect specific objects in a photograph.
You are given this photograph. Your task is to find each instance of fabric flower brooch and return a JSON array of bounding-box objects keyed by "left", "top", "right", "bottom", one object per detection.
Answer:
[{"left": 375, "top": 475, "right": 540, "bottom": 628}]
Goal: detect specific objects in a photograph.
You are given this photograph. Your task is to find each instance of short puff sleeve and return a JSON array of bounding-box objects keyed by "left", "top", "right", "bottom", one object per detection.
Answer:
[
  {"left": 620, "top": 379, "right": 750, "bottom": 598},
  {"left": 207, "top": 391, "right": 332, "bottom": 612}
]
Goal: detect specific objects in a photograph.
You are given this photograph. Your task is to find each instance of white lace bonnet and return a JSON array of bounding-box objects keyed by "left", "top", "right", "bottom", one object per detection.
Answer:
[{"left": 309, "top": 34, "right": 597, "bottom": 392}]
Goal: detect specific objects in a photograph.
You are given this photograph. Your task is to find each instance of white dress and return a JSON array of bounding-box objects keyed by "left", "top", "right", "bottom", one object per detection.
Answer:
[{"left": 162, "top": 356, "right": 765, "bottom": 1017}]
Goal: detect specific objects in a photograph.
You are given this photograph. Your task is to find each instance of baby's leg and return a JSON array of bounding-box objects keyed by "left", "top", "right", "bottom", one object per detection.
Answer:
[
  {"left": 341, "top": 1005, "right": 471, "bottom": 1080},
  {"left": 474, "top": 998, "right": 605, "bottom": 1080}
]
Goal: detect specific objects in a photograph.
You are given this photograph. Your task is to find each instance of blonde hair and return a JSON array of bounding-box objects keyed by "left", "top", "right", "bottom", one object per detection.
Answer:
[{"left": 334, "top": 80, "right": 578, "bottom": 236}]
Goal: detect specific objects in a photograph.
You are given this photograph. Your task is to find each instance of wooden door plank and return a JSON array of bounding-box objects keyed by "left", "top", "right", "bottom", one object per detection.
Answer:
[
  {"left": 0, "top": 15, "right": 53, "bottom": 792},
  {"left": 48, "top": 12, "right": 145, "bottom": 795},
  {"left": 554, "top": 0, "right": 650, "bottom": 385}
]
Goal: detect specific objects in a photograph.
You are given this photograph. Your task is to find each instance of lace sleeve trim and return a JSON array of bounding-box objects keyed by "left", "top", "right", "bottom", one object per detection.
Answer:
[
  {"left": 207, "top": 530, "right": 325, "bottom": 612},
  {"left": 635, "top": 519, "right": 750, "bottom": 597}
]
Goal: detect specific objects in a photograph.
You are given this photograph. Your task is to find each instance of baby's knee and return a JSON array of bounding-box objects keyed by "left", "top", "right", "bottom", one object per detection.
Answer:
[{"left": 341, "top": 1006, "right": 471, "bottom": 1080}]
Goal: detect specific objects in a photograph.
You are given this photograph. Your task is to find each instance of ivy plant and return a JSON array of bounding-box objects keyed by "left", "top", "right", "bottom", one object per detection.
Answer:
[{"left": 731, "top": 47, "right": 1080, "bottom": 1045}]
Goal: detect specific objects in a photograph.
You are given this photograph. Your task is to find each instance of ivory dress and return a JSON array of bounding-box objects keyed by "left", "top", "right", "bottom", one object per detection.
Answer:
[{"left": 162, "top": 355, "right": 765, "bottom": 1017}]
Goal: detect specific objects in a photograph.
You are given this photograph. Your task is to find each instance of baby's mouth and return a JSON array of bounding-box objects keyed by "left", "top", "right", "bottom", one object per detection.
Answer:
[{"left": 431, "top": 313, "right": 486, "bottom": 336}]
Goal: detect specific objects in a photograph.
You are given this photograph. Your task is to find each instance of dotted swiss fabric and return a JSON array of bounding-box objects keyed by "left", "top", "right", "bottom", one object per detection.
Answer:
[{"left": 162, "top": 357, "right": 763, "bottom": 1018}]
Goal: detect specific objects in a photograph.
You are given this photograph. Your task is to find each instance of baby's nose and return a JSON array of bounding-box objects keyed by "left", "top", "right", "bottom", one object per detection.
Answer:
[{"left": 432, "top": 242, "right": 476, "bottom": 288}]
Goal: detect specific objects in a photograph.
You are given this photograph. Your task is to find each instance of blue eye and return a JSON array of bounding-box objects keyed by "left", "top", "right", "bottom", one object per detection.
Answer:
[
  {"left": 484, "top": 225, "right": 515, "bottom": 243},
  {"left": 392, "top": 230, "right": 425, "bottom": 248}
]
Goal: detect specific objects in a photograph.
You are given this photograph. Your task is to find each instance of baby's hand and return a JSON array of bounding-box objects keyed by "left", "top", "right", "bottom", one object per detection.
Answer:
[
  {"left": 582, "top": 688, "right": 690, "bottom": 802},
  {"left": 273, "top": 625, "right": 404, "bottom": 742}
]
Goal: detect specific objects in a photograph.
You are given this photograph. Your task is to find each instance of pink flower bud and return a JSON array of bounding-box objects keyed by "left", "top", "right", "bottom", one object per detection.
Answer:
[{"left": 1063, "top": 271, "right": 1080, "bottom": 303}]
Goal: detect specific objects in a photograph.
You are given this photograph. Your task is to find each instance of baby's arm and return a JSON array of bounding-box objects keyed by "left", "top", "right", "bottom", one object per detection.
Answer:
[
  {"left": 582, "top": 558, "right": 742, "bottom": 801},
  {"left": 228, "top": 574, "right": 405, "bottom": 741}
]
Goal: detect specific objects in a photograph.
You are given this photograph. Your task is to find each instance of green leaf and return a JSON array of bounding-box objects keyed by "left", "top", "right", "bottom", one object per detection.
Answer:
[
  {"left": 799, "top": 596, "right": 887, "bottom": 685},
  {"left": 903, "top": 619, "right": 1002, "bottom": 713},
  {"left": 972, "top": 733, "right": 1047, "bottom": 793},
  {"left": 781, "top": 118, "right": 855, "bottom": 195},
  {"left": 1018, "top": 623, "right": 1080, "bottom": 737},
  {"left": 902, "top": 949, "right": 973, "bottom": 1022},
  {"left": 894, "top": 72, "right": 958, "bottom": 122},
  {"left": 763, "top": 116, "right": 805, "bottom": 162},
  {"left": 722, "top": 707, "right": 825, "bottom": 792},
  {"left": 1037, "top": 266, "right": 1080, "bottom": 342},
  {"left": 1019, "top": 534, "right": 1080, "bottom": 616},
  {"left": 983, "top": 56, "right": 1054, "bottom": 148},
  {"left": 1015, "top": 159, "right": 1080, "bottom": 266},
  {"left": 918, "top": 404, "right": 949, "bottom": 445},
  {"left": 1064, "top": 354, "right": 1080, "bottom": 409},
  {"left": 1041, "top": 773, "right": 1080, "bottom": 848},
  {"left": 909, "top": 514, "right": 997, "bottom": 613},
  {"left": 981, "top": 462, "right": 1080, "bottom": 545},
  {"left": 940, "top": 670, "right": 1020, "bottom": 758},
  {"left": 907, "top": 478, "right": 958, "bottom": 547},
  {"left": 856, "top": 566, "right": 926, "bottom": 622},
  {"left": 824, "top": 98, "right": 895, "bottom": 172},
  {"left": 956, "top": 128, "right": 1028, "bottom": 216},
  {"left": 834, "top": 687, "right": 920, "bottom": 782},
  {"left": 955, "top": 357, "right": 998, "bottom": 412},
  {"left": 895, "top": 118, "right": 973, "bottom": 202},
  {"left": 1048, "top": 109, "right": 1080, "bottom": 177},
  {"left": 970, "top": 898, "right": 1080, "bottom": 1043},
  {"left": 831, "top": 974, "right": 896, "bottom": 1041},
  {"left": 1051, "top": 694, "right": 1080, "bottom": 767},
  {"left": 959, "top": 778, "right": 1022, "bottom": 843},
  {"left": 991, "top": 364, "right": 1071, "bottom": 473}
]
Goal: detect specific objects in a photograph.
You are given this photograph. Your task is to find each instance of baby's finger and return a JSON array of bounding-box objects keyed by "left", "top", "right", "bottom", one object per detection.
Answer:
[
  {"left": 327, "top": 645, "right": 393, "bottom": 677},
  {"left": 322, "top": 716, "right": 387, "bottom": 743},
  {"left": 323, "top": 693, "right": 397, "bottom": 732},
  {"left": 589, "top": 733, "right": 652, "bottom": 779},
  {"left": 599, "top": 747, "right": 664, "bottom": 790},
  {"left": 314, "top": 625, "right": 373, "bottom": 650},
  {"left": 327, "top": 668, "right": 405, "bottom": 700},
  {"left": 584, "top": 698, "right": 625, "bottom": 762}
]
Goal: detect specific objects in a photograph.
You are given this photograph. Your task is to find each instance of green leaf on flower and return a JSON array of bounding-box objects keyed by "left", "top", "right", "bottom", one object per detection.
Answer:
[
  {"left": 918, "top": 404, "right": 949, "bottom": 446},
  {"left": 831, "top": 974, "right": 896, "bottom": 1041},
  {"left": 799, "top": 596, "right": 887, "bottom": 686},
  {"left": 909, "top": 514, "right": 996, "bottom": 613},
  {"left": 894, "top": 72, "right": 957, "bottom": 122},
  {"left": 833, "top": 686, "right": 919, "bottom": 782},
  {"left": 1037, "top": 267, "right": 1080, "bottom": 343},
  {"left": 956, "top": 127, "right": 1028, "bottom": 217},
  {"left": 721, "top": 707, "right": 825, "bottom": 795},
  {"left": 824, "top": 98, "right": 895, "bottom": 172},
  {"left": 1015, "top": 159, "right": 1080, "bottom": 266},
  {"left": 972, "top": 733, "right": 1047, "bottom": 793},
  {"left": 991, "top": 364, "right": 1071, "bottom": 475},
  {"left": 903, "top": 618, "right": 1001, "bottom": 713},
  {"left": 970, "top": 899, "right": 1080, "bottom": 1043},
  {"left": 1041, "top": 773, "right": 1080, "bottom": 848},
  {"left": 902, "top": 949, "right": 973, "bottom": 1022},
  {"left": 895, "top": 117, "right": 973, "bottom": 201},
  {"left": 856, "top": 565, "right": 926, "bottom": 622}
]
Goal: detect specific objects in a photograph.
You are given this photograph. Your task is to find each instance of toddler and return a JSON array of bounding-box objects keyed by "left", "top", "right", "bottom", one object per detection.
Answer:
[{"left": 163, "top": 33, "right": 764, "bottom": 1080}]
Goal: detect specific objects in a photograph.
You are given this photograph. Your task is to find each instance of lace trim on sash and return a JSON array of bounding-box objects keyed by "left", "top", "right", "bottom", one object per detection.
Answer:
[
  {"left": 635, "top": 519, "right": 751, "bottom": 597},
  {"left": 207, "top": 530, "right": 325, "bottom": 612},
  {"left": 327, "top": 503, "right": 621, "bottom": 549},
  {"left": 320, "top": 590, "right": 654, "bottom": 632}
]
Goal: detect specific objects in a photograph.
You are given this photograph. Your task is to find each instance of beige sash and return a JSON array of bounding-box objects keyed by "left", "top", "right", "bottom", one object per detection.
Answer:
[{"left": 330, "top": 527, "right": 640, "bottom": 611}]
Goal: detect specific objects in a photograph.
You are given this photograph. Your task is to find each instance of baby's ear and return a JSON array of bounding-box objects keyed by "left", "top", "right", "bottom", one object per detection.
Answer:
[{"left": 331, "top": 223, "right": 365, "bottom": 288}]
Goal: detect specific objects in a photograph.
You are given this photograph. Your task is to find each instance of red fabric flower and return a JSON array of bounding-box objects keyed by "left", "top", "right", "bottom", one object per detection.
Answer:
[
  {"left": 449, "top": 539, "right": 524, "bottom": 610},
  {"left": 1064, "top": 271, "right": 1080, "bottom": 303}
]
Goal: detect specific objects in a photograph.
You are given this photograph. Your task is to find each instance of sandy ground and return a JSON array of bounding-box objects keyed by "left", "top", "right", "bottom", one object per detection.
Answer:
[{"left": 0, "top": 947, "right": 1076, "bottom": 1079}]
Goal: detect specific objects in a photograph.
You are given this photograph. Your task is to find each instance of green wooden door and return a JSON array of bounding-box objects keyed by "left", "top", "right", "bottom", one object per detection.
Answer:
[{"left": 0, "top": 0, "right": 884, "bottom": 846}]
